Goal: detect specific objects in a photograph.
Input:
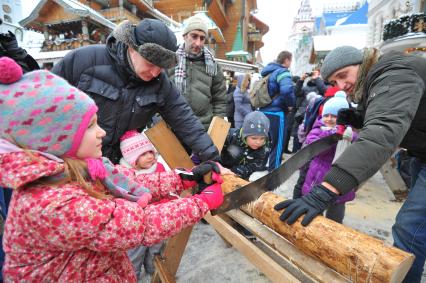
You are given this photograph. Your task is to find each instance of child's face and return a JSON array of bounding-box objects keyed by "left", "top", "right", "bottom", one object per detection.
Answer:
[
  {"left": 136, "top": 151, "right": 156, "bottom": 169},
  {"left": 76, "top": 114, "right": 106, "bottom": 159},
  {"left": 322, "top": 114, "right": 337, "bottom": 128},
  {"left": 246, "top": 135, "right": 266, "bottom": 150}
]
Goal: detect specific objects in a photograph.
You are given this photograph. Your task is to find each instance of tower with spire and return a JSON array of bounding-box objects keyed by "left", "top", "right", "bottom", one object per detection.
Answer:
[{"left": 287, "top": 0, "right": 316, "bottom": 76}]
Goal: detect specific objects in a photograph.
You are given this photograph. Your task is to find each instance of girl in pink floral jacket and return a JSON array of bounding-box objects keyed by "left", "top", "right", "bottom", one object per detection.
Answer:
[{"left": 0, "top": 57, "right": 223, "bottom": 282}]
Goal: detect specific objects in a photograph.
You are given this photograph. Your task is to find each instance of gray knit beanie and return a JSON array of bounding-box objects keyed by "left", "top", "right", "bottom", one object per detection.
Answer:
[
  {"left": 241, "top": 111, "right": 270, "bottom": 140},
  {"left": 320, "top": 46, "right": 363, "bottom": 81},
  {"left": 183, "top": 16, "right": 208, "bottom": 35}
]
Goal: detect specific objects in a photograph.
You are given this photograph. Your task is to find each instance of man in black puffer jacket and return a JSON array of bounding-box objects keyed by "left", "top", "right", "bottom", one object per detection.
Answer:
[
  {"left": 52, "top": 19, "right": 218, "bottom": 164},
  {"left": 275, "top": 46, "right": 426, "bottom": 283}
]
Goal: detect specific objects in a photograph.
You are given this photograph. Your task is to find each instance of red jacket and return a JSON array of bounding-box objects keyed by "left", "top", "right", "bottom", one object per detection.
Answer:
[{"left": 0, "top": 152, "right": 208, "bottom": 282}]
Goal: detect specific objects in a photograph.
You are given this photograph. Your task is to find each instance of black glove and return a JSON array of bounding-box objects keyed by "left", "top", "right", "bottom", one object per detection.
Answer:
[
  {"left": 274, "top": 184, "right": 338, "bottom": 226},
  {"left": 177, "top": 161, "right": 221, "bottom": 193},
  {"left": 0, "top": 31, "right": 19, "bottom": 51},
  {"left": 336, "top": 108, "right": 363, "bottom": 129},
  {"left": 292, "top": 186, "right": 302, "bottom": 199}
]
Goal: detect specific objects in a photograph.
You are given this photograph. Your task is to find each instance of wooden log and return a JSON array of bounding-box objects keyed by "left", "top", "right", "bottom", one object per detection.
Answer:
[
  {"left": 219, "top": 175, "right": 415, "bottom": 283},
  {"left": 226, "top": 209, "right": 349, "bottom": 283}
]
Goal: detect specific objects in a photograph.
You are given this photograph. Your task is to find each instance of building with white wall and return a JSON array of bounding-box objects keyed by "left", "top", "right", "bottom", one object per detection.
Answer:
[
  {"left": 367, "top": 0, "right": 426, "bottom": 55},
  {"left": 288, "top": 0, "right": 369, "bottom": 75},
  {"left": 1, "top": 0, "right": 43, "bottom": 53},
  {"left": 287, "top": 0, "right": 316, "bottom": 76}
]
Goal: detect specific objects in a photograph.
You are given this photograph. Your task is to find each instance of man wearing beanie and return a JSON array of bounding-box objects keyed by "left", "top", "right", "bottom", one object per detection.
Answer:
[
  {"left": 168, "top": 15, "right": 227, "bottom": 131},
  {"left": 275, "top": 45, "right": 426, "bottom": 283},
  {"left": 52, "top": 18, "right": 219, "bottom": 165}
]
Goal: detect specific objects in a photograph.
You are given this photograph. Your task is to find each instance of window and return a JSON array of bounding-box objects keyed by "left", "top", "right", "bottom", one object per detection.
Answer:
[
  {"left": 2, "top": 4, "right": 12, "bottom": 13},
  {"left": 15, "top": 28, "right": 23, "bottom": 41},
  {"left": 4, "top": 15, "right": 12, "bottom": 23}
]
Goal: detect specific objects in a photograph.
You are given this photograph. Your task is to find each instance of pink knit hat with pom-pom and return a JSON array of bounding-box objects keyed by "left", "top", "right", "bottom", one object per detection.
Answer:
[
  {"left": 0, "top": 57, "right": 98, "bottom": 157},
  {"left": 120, "top": 130, "right": 156, "bottom": 166},
  {"left": 0, "top": 57, "right": 23, "bottom": 84}
]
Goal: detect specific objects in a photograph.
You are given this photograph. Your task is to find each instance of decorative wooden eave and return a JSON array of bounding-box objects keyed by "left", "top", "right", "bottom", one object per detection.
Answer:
[
  {"left": 248, "top": 0, "right": 257, "bottom": 11},
  {"left": 153, "top": 0, "right": 228, "bottom": 29},
  {"left": 19, "top": 0, "right": 116, "bottom": 32},
  {"left": 250, "top": 13, "right": 269, "bottom": 35},
  {"left": 206, "top": 0, "right": 229, "bottom": 28},
  {"left": 127, "top": 0, "right": 154, "bottom": 14}
]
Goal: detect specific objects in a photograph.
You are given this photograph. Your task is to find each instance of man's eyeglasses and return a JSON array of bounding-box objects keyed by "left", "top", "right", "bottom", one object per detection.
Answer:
[{"left": 189, "top": 33, "right": 206, "bottom": 42}]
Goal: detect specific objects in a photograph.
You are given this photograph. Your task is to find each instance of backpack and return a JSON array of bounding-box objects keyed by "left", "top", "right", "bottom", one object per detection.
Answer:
[
  {"left": 249, "top": 71, "right": 291, "bottom": 109},
  {"left": 303, "top": 96, "right": 329, "bottom": 133},
  {"left": 249, "top": 74, "right": 275, "bottom": 109}
]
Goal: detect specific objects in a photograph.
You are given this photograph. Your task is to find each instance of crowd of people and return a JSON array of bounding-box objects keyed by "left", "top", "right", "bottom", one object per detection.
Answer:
[{"left": 0, "top": 14, "right": 425, "bottom": 283}]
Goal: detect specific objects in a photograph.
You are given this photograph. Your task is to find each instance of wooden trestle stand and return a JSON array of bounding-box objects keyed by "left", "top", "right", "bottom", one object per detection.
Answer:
[{"left": 145, "top": 117, "right": 414, "bottom": 283}]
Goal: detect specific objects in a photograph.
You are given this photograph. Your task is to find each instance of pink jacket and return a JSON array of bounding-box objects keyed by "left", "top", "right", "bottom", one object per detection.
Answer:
[{"left": 0, "top": 152, "right": 209, "bottom": 282}]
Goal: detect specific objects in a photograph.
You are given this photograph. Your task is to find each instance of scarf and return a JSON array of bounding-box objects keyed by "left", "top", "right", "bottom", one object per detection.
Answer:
[
  {"left": 352, "top": 48, "right": 380, "bottom": 103},
  {"left": 0, "top": 138, "right": 150, "bottom": 204},
  {"left": 174, "top": 44, "right": 217, "bottom": 94}
]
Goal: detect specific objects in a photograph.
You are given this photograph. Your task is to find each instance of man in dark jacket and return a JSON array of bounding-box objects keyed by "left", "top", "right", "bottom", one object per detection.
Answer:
[
  {"left": 275, "top": 46, "right": 426, "bottom": 282},
  {"left": 52, "top": 19, "right": 219, "bottom": 164},
  {"left": 259, "top": 51, "right": 295, "bottom": 171}
]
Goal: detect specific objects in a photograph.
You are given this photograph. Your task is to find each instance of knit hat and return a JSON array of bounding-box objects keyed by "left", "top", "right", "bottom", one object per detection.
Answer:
[
  {"left": 320, "top": 46, "right": 363, "bottom": 81},
  {"left": 0, "top": 57, "right": 152, "bottom": 205},
  {"left": 183, "top": 15, "right": 208, "bottom": 35},
  {"left": 241, "top": 111, "right": 270, "bottom": 140},
  {"left": 322, "top": 91, "right": 349, "bottom": 116},
  {"left": 0, "top": 57, "right": 97, "bottom": 157},
  {"left": 111, "top": 19, "right": 177, "bottom": 69},
  {"left": 120, "top": 130, "right": 156, "bottom": 167}
]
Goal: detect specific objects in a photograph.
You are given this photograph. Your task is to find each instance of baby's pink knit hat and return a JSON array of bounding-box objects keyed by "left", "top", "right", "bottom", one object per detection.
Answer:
[{"left": 120, "top": 130, "right": 156, "bottom": 166}]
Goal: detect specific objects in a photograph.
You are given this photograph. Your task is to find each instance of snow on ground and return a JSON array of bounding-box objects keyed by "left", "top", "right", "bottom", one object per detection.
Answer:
[{"left": 140, "top": 154, "right": 425, "bottom": 283}]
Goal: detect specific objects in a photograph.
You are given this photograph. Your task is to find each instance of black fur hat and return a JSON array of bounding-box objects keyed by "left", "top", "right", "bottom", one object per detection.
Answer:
[{"left": 112, "top": 20, "right": 177, "bottom": 69}]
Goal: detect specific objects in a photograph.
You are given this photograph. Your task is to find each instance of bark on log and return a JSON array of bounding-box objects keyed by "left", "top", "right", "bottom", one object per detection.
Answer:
[{"left": 220, "top": 175, "right": 414, "bottom": 283}]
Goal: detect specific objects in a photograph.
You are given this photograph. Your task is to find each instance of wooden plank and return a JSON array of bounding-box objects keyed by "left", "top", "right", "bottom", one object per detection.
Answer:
[
  {"left": 226, "top": 210, "right": 349, "bottom": 283},
  {"left": 145, "top": 120, "right": 193, "bottom": 169},
  {"left": 203, "top": 213, "right": 300, "bottom": 283},
  {"left": 206, "top": 116, "right": 231, "bottom": 153},
  {"left": 146, "top": 118, "right": 229, "bottom": 283},
  {"left": 153, "top": 256, "right": 176, "bottom": 283}
]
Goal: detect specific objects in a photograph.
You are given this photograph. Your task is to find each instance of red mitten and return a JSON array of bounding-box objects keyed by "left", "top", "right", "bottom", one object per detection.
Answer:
[{"left": 193, "top": 182, "right": 223, "bottom": 210}]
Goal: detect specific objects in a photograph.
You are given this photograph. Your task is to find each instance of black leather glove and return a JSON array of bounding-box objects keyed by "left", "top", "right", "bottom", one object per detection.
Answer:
[
  {"left": 292, "top": 186, "right": 302, "bottom": 199},
  {"left": 274, "top": 184, "right": 338, "bottom": 226},
  {"left": 176, "top": 161, "right": 221, "bottom": 193},
  {"left": 336, "top": 108, "right": 363, "bottom": 129}
]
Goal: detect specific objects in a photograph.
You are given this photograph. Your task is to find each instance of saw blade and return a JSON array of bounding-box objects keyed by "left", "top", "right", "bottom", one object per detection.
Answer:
[{"left": 211, "top": 133, "right": 340, "bottom": 215}]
